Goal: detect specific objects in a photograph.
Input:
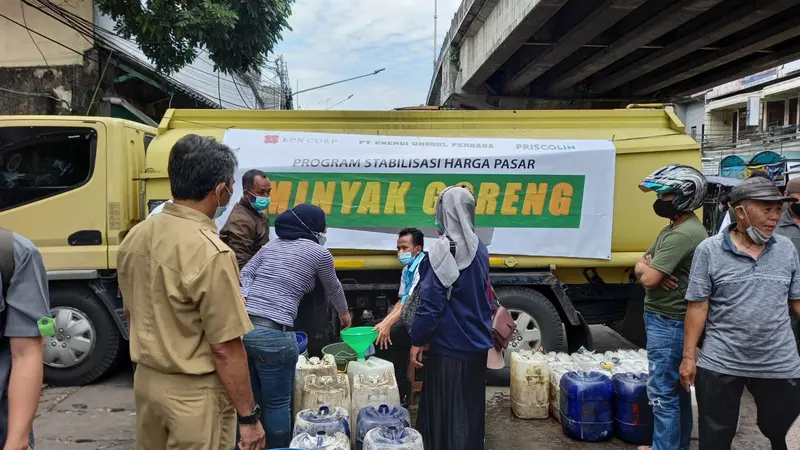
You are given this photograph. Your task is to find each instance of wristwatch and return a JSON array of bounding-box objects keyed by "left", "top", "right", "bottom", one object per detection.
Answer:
[{"left": 237, "top": 404, "right": 261, "bottom": 425}]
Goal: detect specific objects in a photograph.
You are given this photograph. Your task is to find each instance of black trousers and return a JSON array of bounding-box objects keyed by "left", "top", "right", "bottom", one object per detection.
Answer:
[
  {"left": 695, "top": 366, "right": 800, "bottom": 450},
  {"left": 416, "top": 351, "right": 486, "bottom": 450},
  {"left": 373, "top": 321, "right": 412, "bottom": 405}
]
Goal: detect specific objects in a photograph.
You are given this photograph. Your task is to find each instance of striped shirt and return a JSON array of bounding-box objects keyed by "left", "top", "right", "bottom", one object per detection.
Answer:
[{"left": 240, "top": 238, "right": 348, "bottom": 327}]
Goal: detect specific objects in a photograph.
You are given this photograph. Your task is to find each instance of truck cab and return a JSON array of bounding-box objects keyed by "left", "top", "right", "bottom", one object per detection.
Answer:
[{"left": 0, "top": 116, "right": 155, "bottom": 386}]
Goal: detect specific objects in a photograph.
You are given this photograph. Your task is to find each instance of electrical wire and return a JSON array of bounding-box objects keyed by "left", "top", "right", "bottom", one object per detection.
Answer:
[
  {"left": 232, "top": 75, "right": 253, "bottom": 109},
  {"left": 20, "top": 2, "right": 50, "bottom": 67},
  {"left": 0, "top": 87, "right": 71, "bottom": 110}
]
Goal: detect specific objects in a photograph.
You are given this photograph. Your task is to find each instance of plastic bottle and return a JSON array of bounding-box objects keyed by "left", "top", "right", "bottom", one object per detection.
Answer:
[
  {"left": 301, "top": 374, "right": 351, "bottom": 413},
  {"left": 510, "top": 350, "right": 550, "bottom": 419},
  {"left": 363, "top": 426, "right": 424, "bottom": 450},
  {"left": 289, "top": 430, "right": 350, "bottom": 449},
  {"left": 293, "top": 406, "right": 351, "bottom": 440},
  {"left": 356, "top": 405, "right": 411, "bottom": 450},
  {"left": 295, "top": 355, "right": 338, "bottom": 417}
]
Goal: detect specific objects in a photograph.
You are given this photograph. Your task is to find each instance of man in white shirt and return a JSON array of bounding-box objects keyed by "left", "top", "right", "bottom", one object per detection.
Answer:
[{"left": 373, "top": 228, "right": 425, "bottom": 407}]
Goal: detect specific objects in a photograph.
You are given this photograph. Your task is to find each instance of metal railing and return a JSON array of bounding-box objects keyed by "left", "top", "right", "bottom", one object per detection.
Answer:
[{"left": 701, "top": 126, "right": 800, "bottom": 159}]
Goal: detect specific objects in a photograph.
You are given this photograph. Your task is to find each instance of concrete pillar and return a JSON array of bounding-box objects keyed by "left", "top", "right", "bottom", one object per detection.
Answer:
[{"left": 785, "top": 98, "right": 791, "bottom": 126}]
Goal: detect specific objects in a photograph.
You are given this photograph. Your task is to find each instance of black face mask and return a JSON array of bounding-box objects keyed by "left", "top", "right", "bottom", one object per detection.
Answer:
[
  {"left": 653, "top": 199, "right": 680, "bottom": 219},
  {"left": 791, "top": 203, "right": 800, "bottom": 217}
]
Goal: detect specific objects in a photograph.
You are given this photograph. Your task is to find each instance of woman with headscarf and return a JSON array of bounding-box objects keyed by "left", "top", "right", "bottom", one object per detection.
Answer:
[
  {"left": 238, "top": 203, "right": 352, "bottom": 448},
  {"left": 409, "top": 185, "right": 494, "bottom": 450}
]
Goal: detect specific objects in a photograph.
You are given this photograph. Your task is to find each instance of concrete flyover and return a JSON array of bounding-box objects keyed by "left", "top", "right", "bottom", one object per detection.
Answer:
[{"left": 427, "top": 0, "right": 800, "bottom": 109}]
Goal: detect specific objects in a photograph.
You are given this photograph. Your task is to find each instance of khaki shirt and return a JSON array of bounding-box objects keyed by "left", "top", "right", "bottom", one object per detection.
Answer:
[
  {"left": 118, "top": 202, "right": 253, "bottom": 375},
  {"left": 220, "top": 198, "right": 270, "bottom": 269}
]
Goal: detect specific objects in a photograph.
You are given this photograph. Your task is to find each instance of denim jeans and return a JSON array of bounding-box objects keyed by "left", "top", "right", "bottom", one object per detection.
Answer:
[
  {"left": 237, "top": 326, "right": 299, "bottom": 449},
  {"left": 644, "top": 312, "right": 692, "bottom": 450}
]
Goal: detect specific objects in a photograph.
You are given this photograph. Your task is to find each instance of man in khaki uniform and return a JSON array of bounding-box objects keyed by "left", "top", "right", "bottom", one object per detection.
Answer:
[{"left": 118, "top": 134, "right": 266, "bottom": 450}]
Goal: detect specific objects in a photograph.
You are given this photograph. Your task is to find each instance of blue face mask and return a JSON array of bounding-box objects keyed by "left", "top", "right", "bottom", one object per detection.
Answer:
[
  {"left": 398, "top": 252, "right": 414, "bottom": 265},
  {"left": 249, "top": 192, "right": 271, "bottom": 212}
]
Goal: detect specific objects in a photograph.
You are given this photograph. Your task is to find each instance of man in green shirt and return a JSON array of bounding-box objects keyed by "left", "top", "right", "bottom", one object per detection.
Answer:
[{"left": 635, "top": 164, "right": 709, "bottom": 450}]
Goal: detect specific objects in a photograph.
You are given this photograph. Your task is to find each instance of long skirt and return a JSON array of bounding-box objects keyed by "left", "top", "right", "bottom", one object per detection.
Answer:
[{"left": 416, "top": 351, "right": 486, "bottom": 450}]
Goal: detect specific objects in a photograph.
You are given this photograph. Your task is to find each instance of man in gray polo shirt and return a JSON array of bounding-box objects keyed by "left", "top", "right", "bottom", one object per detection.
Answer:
[
  {"left": 680, "top": 177, "right": 800, "bottom": 449},
  {"left": 0, "top": 228, "right": 50, "bottom": 449}
]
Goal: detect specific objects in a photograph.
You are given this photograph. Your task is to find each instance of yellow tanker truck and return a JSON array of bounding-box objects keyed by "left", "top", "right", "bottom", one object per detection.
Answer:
[{"left": 0, "top": 107, "right": 700, "bottom": 386}]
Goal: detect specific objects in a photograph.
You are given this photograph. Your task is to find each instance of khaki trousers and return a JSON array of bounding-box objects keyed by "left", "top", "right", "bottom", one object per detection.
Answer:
[{"left": 133, "top": 364, "right": 236, "bottom": 450}]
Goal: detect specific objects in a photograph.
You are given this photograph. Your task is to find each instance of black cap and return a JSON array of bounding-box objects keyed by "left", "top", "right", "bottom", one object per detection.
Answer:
[{"left": 729, "top": 177, "right": 795, "bottom": 204}]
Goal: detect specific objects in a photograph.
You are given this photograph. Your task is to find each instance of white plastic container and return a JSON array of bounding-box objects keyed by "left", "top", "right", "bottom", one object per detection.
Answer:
[
  {"left": 549, "top": 364, "right": 569, "bottom": 423},
  {"left": 290, "top": 430, "right": 350, "bottom": 449},
  {"left": 510, "top": 350, "right": 550, "bottom": 419},
  {"left": 293, "top": 406, "right": 351, "bottom": 440},
  {"left": 301, "top": 374, "right": 351, "bottom": 413},
  {"left": 351, "top": 373, "right": 402, "bottom": 442},
  {"left": 346, "top": 356, "right": 395, "bottom": 387},
  {"left": 295, "top": 355, "right": 338, "bottom": 418},
  {"left": 363, "top": 426, "right": 424, "bottom": 450}
]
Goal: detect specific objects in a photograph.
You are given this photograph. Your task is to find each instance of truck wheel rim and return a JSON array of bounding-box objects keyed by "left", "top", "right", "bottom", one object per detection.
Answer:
[
  {"left": 43, "top": 307, "right": 96, "bottom": 368},
  {"left": 504, "top": 308, "right": 542, "bottom": 366}
]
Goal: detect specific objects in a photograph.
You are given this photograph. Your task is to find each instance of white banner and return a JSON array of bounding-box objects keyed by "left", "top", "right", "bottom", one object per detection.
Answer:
[{"left": 219, "top": 130, "right": 616, "bottom": 260}]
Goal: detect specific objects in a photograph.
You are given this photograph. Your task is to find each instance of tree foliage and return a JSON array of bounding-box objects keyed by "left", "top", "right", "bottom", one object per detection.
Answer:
[{"left": 95, "top": 0, "right": 294, "bottom": 75}]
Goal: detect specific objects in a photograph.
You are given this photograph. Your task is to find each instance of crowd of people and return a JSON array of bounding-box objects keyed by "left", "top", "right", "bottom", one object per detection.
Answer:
[
  {"left": 116, "top": 134, "right": 494, "bottom": 450},
  {"left": 636, "top": 165, "right": 800, "bottom": 450}
]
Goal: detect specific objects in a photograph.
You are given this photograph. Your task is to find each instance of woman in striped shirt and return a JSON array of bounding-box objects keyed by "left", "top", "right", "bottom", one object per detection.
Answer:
[{"left": 238, "top": 203, "right": 351, "bottom": 448}]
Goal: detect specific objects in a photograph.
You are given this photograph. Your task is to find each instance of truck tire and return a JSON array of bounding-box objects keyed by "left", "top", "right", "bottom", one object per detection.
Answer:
[
  {"left": 486, "top": 287, "right": 568, "bottom": 386},
  {"left": 43, "top": 286, "right": 125, "bottom": 386}
]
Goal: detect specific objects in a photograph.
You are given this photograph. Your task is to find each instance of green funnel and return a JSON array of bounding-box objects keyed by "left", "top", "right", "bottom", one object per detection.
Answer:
[{"left": 340, "top": 326, "right": 378, "bottom": 360}]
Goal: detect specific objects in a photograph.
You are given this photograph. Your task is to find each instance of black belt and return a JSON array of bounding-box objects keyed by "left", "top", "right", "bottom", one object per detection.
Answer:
[{"left": 249, "top": 315, "right": 293, "bottom": 332}]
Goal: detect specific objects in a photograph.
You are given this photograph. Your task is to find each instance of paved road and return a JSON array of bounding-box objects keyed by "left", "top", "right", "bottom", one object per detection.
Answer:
[{"left": 33, "top": 326, "right": 770, "bottom": 449}]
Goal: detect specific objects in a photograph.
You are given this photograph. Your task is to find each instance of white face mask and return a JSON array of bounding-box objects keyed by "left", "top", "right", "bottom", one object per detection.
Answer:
[
  {"left": 738, "top": 206, "right": 771, "bottom": 245},
  {"left": 214, "top": 184, "right": 232, "bottom": 219}
]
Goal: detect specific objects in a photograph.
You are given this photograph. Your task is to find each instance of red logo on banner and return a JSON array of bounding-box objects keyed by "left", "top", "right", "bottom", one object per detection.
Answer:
[{"left": 264, "top": 135, "right": 279, "bottom": 144}]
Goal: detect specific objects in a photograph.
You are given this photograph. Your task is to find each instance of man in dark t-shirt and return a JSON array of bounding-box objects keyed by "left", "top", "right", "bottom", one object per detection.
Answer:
[{"left": 635, "top": 165, "right": 708, "bottom": 450}]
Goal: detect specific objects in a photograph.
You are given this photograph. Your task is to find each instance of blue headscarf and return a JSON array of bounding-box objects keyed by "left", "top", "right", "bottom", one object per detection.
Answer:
[{"left": 274, "top": 203, "right": 327, "bottom": 243}]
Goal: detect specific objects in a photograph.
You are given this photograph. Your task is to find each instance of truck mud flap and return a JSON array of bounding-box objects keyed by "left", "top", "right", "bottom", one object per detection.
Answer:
[
  {"left": 489, "top": 271, "right": 581, "bottom": 326},
  {"left": 89, "top": 278, "right": 128, "bottom": 340}
]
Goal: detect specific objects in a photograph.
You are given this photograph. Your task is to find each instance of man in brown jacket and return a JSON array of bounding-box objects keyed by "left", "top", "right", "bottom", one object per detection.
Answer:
[{"left": 220, "top": 169, "right": 272, "bottom": 269}]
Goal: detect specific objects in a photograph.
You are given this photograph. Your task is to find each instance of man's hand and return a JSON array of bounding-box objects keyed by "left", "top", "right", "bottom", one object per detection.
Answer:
[
  {"left": 237, "top": 422, "right": 266, "bottom": 450},
  {"left": 637, "top": 254, "right": 652, "bottom": 266},
  {"left": 242, "top": 296, "right": 247, "bottom": 306},
  {"left": 659, "top": 274, "right": 680, "bottom": 291},
  {"left": 410, "top": 345, "right": 425, "bottom": 368},
  {"left": 339, "top": 311, "right": 352, "bottom": 330},
  {"left": 373, "top": 320, "right": 393, "bottom": 350},
  {"left": 2, "top": 437, "right": 30, "bottom": 450},
  {"left": 679, "top": 357, "right": 696, "bottom": 392}
]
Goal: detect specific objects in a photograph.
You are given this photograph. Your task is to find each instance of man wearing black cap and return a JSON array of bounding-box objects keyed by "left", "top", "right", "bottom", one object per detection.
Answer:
[
  {"left": 776, "top": 177, "right": 800, "bottom": 354},
  {"left": 680, "top": 177, "right": 800, "bottom": 449}
]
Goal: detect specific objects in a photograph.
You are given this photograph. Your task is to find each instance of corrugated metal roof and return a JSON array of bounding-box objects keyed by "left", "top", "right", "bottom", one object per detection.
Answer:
[{"left": 93, "top": 7, "right": 258, "bottom": 110}]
